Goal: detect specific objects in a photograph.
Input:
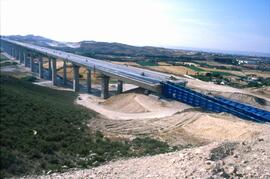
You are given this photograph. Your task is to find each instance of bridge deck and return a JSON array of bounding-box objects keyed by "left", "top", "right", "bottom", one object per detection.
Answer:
[{"left": 1, "top": 39, "right": 185, "bottom": 91}]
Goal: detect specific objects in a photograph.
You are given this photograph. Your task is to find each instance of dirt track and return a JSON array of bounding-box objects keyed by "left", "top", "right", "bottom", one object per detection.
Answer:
[{"left": 75, "top": 91, "right": 266, "bottom": 146}]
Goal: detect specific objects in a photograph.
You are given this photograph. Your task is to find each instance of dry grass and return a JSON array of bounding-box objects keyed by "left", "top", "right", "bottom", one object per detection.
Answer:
[
  {"left": 111, "top": 61, "right": 140, "bottom": 67},
  {"left": 147, "top": 65, "right": 198, "bottom": 76}
]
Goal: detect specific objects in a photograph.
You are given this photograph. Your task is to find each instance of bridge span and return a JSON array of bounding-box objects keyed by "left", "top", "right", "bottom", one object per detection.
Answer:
[
  {"left": 0, "top": 38, "right": 185, "bottom": 98},
  {"left": 1, "top": 38, "right": 269, "bottom": 122}
]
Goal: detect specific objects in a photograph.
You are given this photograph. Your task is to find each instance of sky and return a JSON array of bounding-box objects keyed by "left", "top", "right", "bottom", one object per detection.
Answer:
[{"left": 1, "top": 0, "right": 270, "bottom": 53}]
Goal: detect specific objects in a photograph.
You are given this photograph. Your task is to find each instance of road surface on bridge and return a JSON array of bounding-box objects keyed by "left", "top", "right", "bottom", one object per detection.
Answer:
[{"left": 2, "top": 39, "right": 182, "bottom": 89}]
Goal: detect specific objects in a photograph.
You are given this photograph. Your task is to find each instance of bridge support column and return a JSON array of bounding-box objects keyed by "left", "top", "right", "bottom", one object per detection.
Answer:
[
  {"left": 16, "top": 48, "right": 20, "bottom": 61},
  {"left": 23, "top": 52, "right": 27, "bottom": 66},
  {"left": 30, "top": 56, "right": 34, "bottom": 72},
  {"left": 73, "top": 64, "right": 80, "bottom": 92},
  {"left": 63, "top": 60, "right": 67, "bottom": 85},
  {"left": 18, "top": 50, "right": 21, "bottom": 63},
  {"left": 51, "top": 59, "right": 57, "bottom": 85},
  {"left": 15, "top": 48, "right": 19, "bottom": 60},
  {"left": 38, "top": 57, "right": 43, "bottom": 78},
  {"left": 48, "top": 58, "right": 52, "bottom": 80},
  {"left": 19, "top": 49, "right": 23, "bottom": 63},
  {"left": 12, "top": 48, "right": 15, "bottom": 59},
  {"left": 117, "top": 80, "right": 123, "bottom": 94},
  {"left": 101, "top": 74, "right": 110, "bottom": 99},
  {"left": 86, "top": 69, "right": 91, "bottom": 93}
]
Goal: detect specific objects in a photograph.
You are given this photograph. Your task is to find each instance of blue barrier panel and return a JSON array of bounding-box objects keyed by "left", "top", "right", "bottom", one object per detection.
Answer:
[{"left": 161, "top": 82, "right": 270, "bottom": 123}]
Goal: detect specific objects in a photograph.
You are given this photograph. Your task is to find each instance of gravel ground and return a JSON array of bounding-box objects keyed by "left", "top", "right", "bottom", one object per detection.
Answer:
[{"left": 24, "top": 129, "right": 270, "bottom": 178}]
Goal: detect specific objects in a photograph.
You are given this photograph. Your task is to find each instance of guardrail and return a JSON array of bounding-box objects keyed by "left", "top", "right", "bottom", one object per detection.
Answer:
[{"left": 161, "top": 82, "right": 270, "bottom": 123}]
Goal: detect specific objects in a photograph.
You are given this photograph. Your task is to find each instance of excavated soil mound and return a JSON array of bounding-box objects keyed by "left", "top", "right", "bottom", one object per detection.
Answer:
[
  {"left": 77, "top": 93, "right": 191, "bottom": 120},
  {"left": 248, "top": 86, "right": 270, "bottom": 99},
  {"left": 101, "top": 93, "right": 149, "bottom": 113},
  {"left": 101, "top": 93, "right": 189, "bottom": 114}
]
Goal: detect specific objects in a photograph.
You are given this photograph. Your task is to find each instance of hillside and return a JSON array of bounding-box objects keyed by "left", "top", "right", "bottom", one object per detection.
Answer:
[{"left": 0, "top": 75, "right": 174, "bottom": 178}]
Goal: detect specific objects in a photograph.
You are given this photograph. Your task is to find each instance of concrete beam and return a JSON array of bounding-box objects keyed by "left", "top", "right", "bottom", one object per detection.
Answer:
[
  {"left": 86, "top": 69, "right": 91, "bottom": 93},
  {"left": 63, "top": 60, "right": 67, "bottom": 85},
  {"left": 38, "top": 57, "right": 43, "bottom": 78},
  {"left": 51, "top": 58, "right": 57, "bottom": 85},
  {"left": 101, "top": 74, "right": 110, "bottom": 99},
  {"left": 117, "top": 80, "right": 123, "bottom": 94},
  {"left": 99, "top": 70, "right": 161, "bottom": 94},
  {"left": 72, "top": 64, "right": 80, "bottom": 92}
]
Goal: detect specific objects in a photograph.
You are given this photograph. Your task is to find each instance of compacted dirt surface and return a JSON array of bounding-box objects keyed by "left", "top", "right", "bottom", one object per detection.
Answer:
[{"left": 75, "top": 91, "right": 265, "bottom": 145}]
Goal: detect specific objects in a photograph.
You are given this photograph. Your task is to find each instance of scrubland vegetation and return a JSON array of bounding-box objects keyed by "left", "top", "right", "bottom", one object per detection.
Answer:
[{"left": 0, "top": 75, "right": 174, "bottom": 177}]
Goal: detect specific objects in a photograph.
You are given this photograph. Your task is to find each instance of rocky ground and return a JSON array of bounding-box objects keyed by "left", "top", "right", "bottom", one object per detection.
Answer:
[{"left": 24, "top": 128, "right": 270, "bottom": 179}]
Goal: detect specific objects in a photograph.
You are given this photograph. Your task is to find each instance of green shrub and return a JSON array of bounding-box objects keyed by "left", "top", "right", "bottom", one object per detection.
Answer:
[
  {"left": 0, "top": 61, "right": 18, "bottom": 67},
  {"left": 137, "top": 60, "right": 158, "bottom": 66},
  {"left": 21, "top": 76, "right": 37, "bottom": 82}
]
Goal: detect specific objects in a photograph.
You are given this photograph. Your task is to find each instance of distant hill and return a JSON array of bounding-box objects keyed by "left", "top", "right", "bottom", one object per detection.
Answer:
[
  {"left": 4, "top": 35, "right": 269, "bottom": 61},
  {"left": 4, "top": 35, "right": 189, "bottom": 58},
  {"left": 4, "top": 34, "right": 70, "bottom": 48}
]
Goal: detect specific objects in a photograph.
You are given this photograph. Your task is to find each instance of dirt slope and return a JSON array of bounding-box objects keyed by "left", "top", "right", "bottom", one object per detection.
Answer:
[
  {"left": 184, "top": 77, "right": 270, "bottom": 110},
  {"left": 29, "top": 126, "right": 270, "bottom": 179},
  {"left": 212, "top": 92, "right": 270, "bottom": 111},
  {"left": 88, "top": 110, "right": 264, "bottom": 146}
]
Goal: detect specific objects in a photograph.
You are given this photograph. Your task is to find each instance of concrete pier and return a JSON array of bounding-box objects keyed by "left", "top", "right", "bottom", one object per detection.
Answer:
[
  {"left": 101, "top": 74, "right": 110, "bottom": 99},
  {"left": 16, "top": 49, "right": 19, "bottom": 60},
  {"left": 11, "top": 48, "right": 14, "bottom": 58},
  {"left": 86, "top": 69, "right": 91, "bottom": 93},
  {"left": 19, "top": 50, "right": 22, "bottom": 63},
  {"left": 63, "top": 60, "right": 67, "bottom": 85},
  {"left": 23, "top": 52, "right": 27, "bottom": 67},
  {"left": 48, "top": 58, "right": 52, "bottom": 80},
  {"left": 38, "top": 57, "right": 43, "bottom": 78},
  {"left": 51, "top": 58, "right": 57, "bottom": 85},
  {"left": 72, "top": 64, "right": 80, "bottom": 92},
  {"left": 30, "top": 56, "right": 34, "bottom": 72},
  {"left": 117, "top": 80, "right": 123, "bottom": 94}
]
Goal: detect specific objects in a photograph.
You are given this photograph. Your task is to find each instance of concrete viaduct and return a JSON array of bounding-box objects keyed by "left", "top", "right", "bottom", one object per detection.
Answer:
[{"left": 0, "top": 38, "right": 184, "bottom": 98}]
